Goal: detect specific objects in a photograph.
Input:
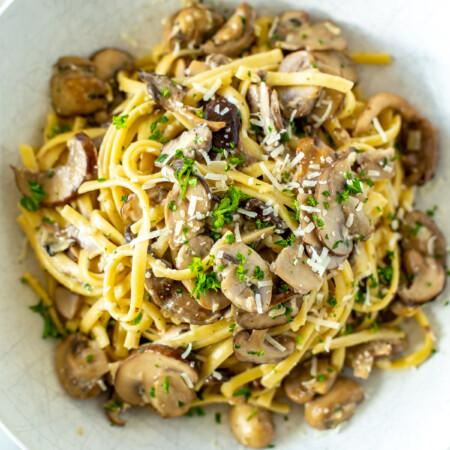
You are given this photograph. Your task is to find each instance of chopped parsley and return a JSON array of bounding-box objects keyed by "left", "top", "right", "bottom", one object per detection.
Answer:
[
  {"left": 162, "top": 376, "right": 170, "bottom": 394},
  {"left": 274, "top": 234, "right": 295, "bottom": 248},
  {"left": 112, "top": 114, "right": 129, "bottom": 130},
  {"left": 46, "top": 123, "right": 71, "bottom": 140},
  {"left": 327, "top": 296, "right": 337, "bottom": 308},
  {"left": 188, "top": 256, "right": 220, "bottom": 299},
  {"left": 232, "top": 387, "right": 251, "bottom": 402},
  {"left": 29, "top": 299, "right": 62, "bottom": 339},
  {"left": 254, "top": 266, "right": 265, "bottom": 280},
  {"left": 246, "top": 407, "right": 258, "bottom": 421},
  {"left": 211, "top": 186, "right": 249, "bottom": 230},
  {"left": 162, "top": 88, "right": 171, "bottom": 98},
  {"left": 215, "top": 412, "right": 221, "bottom": 424},
  {"left": 133, "top": 311, "right": 143, "bottom": 325},
  {"left": 172, "top": 155, "right": 196, "bottom": 200},
  {"left": 155, "top": 153, "right": 169, "bottom": 164},
  {"left": 168, "top": 201, "right": 177, "bottom": 211},
  {"left": 20, "top": 180, "right": 47, "bottom": 211},
  {"left": 226, "top": 233, "right": 235, "bottom": 244}
]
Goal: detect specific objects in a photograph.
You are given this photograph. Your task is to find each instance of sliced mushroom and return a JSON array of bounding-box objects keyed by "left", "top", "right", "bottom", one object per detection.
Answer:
[
  {"left": 355, "top": 147, "right": 395, "bottom": 181},
  {"left": 294, "top": 137, "right": 335, "bottom": 181},
  {"left": 138, "top": 71, "right": 226, "bottom": 131},
  {"left": 314, "top": 153, "right": 357, "bottom": 256},
  {"left": 353, "top": 92, "right": 438, "bottom": 185},
  {"left": 398, "top": 249, "right": 445, "bottom": 305},
  {"left": 310, "top": 88, "right": 345, "bottom": 125},
  {"left": 236, "top": 295, "right": 302, "bottom": 329},
  {"left": 400, "top": 210, "right": 446, "bottom": 267},
  {"left": 276, "top": 51, "right": 321, "bottom": 119},
  {"left": 240, "top": 198, "right": 288, "bottom": 233},
  {"left": 304, "top": 377, "right": 364, "bottom": 430},
  {"left": 50, "top": 57, "right": 108, "bottom": 117},
  {"left": 203, "top": 2, "right": 256, "bottom": 57},
  {"left": 161, "top": 4, "right": 224, "bottom": 51},
  {"left": 155, "top": 125, "right": 213, "bottom": 167},
  {"left": 312, "top": 50, "right": 359, "bottom": 84},
  {"left": 341, "top": 196, "right": 373, "bottom": 239},
  {"left": 145, "top": 269, "right": 221, "bottom": 324},
  {"left": 346, "top": 337, "right": 407, "bottom": 379},
  {"left": 165, "top": 178, "right": 211, "bottom": 250},
  {"left": 205, "top": 97, "right": 241, "bottom": 150},
  {"left": 284, "top": 357, "right": 337, "bottom": 404},
  {"left": 55, "top": 334, "right": 109, "bottom": 399},
  {"left": 54, "top": 286, "right": 83, "bottom": 320},
  {"left": 247, "top": 83, "right": 285, "bottom": 153},
  {"left": 229, "top": 405, "right": 274, "bottom": 449},
  {"left": 121, "top": 183, "right": 172, "bottom": 222},
  {"left": 390, "top": 300, "right": 421, "bottom": 318},
  {"left": 273, "top": 238, "right": 323, "bottom": 294},
  {"left": 114, "top": 344, "right": 199, "bottom": 418},
  {"left": 233, "top": 329, "right": 295, "bottom": 364},
  {"left": 14, "top": 132, "right": 97, "bottom": 207},
  {"left": 175, "top": 235, "right": 230, "bottom": 311},
  {"left": 205, "top": 53, "right": 233, "bottom": 69},
  {"left": 90, "top": 48, "right": 134, "bottom": 81},
  {"left": 271, "top": 13, "right": 347, "bottom": 52},
  {"left": 215, "top": 243, "right": 272, "bottom": 313}
]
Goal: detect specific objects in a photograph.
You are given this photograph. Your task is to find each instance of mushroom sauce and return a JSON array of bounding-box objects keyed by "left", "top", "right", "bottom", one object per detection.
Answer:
[{"left": 14, "top": 2, "right": 446, "bottom": 448}]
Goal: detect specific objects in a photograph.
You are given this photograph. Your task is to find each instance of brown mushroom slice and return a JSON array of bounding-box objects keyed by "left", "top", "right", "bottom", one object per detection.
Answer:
[
  {"left": 233, "top": 329, "right": 295, "bottom": 364},
  {"left": 114, "top": 344, "right": 199, "bottom": 418},
  {"left": 294, "top": 137, "right": 335, "bottom": 181},
  {"left": 398, "top": 249, "right": 445, "bottom": 305},
  {"left": 269, "top": 11, "right": 310, "bottom": 50},
  {"left": 54, "top": 286, "right": 83, "bottom": 320},
  {"left": 312, "top": 50, "right": 359, "bottom": 84},
  {"left": 229, "top": 404, "right": 275, "bottom": 449},
  {"left": 353, "top": 93, "right": 438, "bottom": 185},
  {"left": 341, "top": 196, "right": 373, "bottom": 239},
  {"left": 272, "top": 19, "right": 347, "bottom": 52},
  {"left": 90, "top": 48, "right": 134, "bottom": 81},
  {"left": 400, "top": 210, "right": 446, "bottom": 267},
  {"left": 155, "top": 125, "right": 213, "bottom": 167},
  {"left": 50, "top": 57, "right": 107, "bottom": 117},
  {"left": 314, "top": 154, "right": 355, "bottom": 256},
  {"left": 305, "top": 377, "right": 364, "bottom": 430},
  {"left": 236, "top": 295, "right": 302, "bottom": 329},
  {"left": 165, "top": 179, "right": 211, "bottom": 250},
  {"left": 276, "top": 51, "right": 321, "bottom": 119},
  {"left": 310, "top": 89, "right": 345, "bottom": 125},
  {"left": 138, "top": 71, "right": 226, "bottom": 131},
  {"left": 240, "top": 198, "right": 288, "bottom": 233},
  {"left": 273, "top": 238, "right": 323, "bottom": 294},
  {"left": 205, "top": 53, "right": 233, "bottom": 69},
  {"left": 55, "top": 334, "right": 109, "bottom": 400},
  {"left": 161, "top": 4, "right": 224, "bottom": 51},
  {"left": 247, "top": 83, "right": 285, "bottom": 153},
  {"left": 215, "top": 243, "right": 272, "bottom": 313},
  {"left": 356, "top": 147, "right": 395, "bottom": 181},
  {"left": 203, "top": 2, "right": 256, "bottom": 57},
  {"left": 176, "top": 235, "right": 230, "bottom": 311},
  {"left": 14, "top": 132, "right": 97, "bottom": 207},
  {"left": 284, "top": 358, "right": 337, "bottom": 404},
  {"left": 390, "top": 300, "right": 421, "bottom": 318},
  {"left": 145, "top": 270, "right": 221, "bottom": 324},
  {"left": 205, "top": 97, "right": 241, "bottom": 151},
  {"left": 346, "top": 338, "right": 407, "bottom": 379}
]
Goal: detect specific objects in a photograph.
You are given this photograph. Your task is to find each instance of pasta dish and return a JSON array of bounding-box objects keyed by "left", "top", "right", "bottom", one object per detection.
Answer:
[{"left": 13, "top": 2, "right": 447, "bottom": 448}]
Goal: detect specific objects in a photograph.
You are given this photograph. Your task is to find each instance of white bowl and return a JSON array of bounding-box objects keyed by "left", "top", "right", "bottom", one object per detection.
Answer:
[{"left": 1, "top": 0, "right": 449, "bottom": 449}]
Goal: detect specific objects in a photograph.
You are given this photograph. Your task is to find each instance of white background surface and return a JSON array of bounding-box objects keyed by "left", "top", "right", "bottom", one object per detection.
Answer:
[{"left": 1, "top": 0, "right": 450, "bottom": 449}]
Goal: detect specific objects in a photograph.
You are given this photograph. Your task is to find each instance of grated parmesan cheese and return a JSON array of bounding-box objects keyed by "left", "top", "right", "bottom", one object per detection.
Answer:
[
  {"left": 181, "top": 343, "right": 193, "bottom": 359},
  {"left": 255, "top": 293, "right": 263, "bottom": 314},
  {"left": 372, "top": 117, "right": 387, "bottom": 143},
  {"left": 265, "top": 334, "right": 286, "bottom": 352}
]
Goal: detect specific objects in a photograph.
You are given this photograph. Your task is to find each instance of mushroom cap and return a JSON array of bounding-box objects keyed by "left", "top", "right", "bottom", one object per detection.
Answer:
[
  {"left": 346, "top": 338, "right": 407, "bottom": 379},
  {"left": 176, "top": 235, "right": 230, "bottom": 311},
  {"left": 55, "top": 334, "right": 109, "bottom": 400},
  {"left": 205, "top": 97, "right": 241, "bottom": 151},
  {"left": 276, "top": 51, "right": 321, "bottom": 119},
  {"left": 164, "top": 179, "right": 211, "bottom": 250},
  {"left": 398, "top": 249, "right": 446, "bottom": 305},
  {"left": 114, "top": 344, "right": 199, "bottom": 418},
  {"left": 51, "top": 58, "right": 107, "bottom": 117},
  {"left": 14, "top": 132, "right": 98, "bottom": 207},
  {"left": 203, "top": 2, "right": 256, "bottom": 57},
  {"left": 54, "top": 286, "right": 83, "bottom": 321},
  {"left": 215, "top": 242, "right": 272, "bottom": 313},
  {"left": 233, "top": 329, "right": 295, "bottom": 364},
  {"left": 236, "top": 295, "right": 302, "bottom": 329},
  {"left": 90, "top": 47, "right": 134, "bottom": 81},
  {"left": 273, "top": 238, "right": 323, "bottom": 295},
  {"left": 400, "top": 210, "right": 447, "bottom": 267},
  {"left": 304, "top": 377, "right": 364, "bottom": 430},
  {"left": 155, "top": 125, "right": 213, "bottom": 167},
  {"left": 284, "top": 358, "right": 337, "bottom": 404},
  {"left": 229, "top": 404, "right": 274, "bottom": 449},
  {"left": 355, "top": 147, "right": 395, "bottom": 181},
  {"left": 145, "top": 270, "right": 222, "bottom": 325},
  {"left": 162, "top": 3, "right": 224, "bottom": 51},
  {"left": 294, "top": 137, "right": 335, "bottom": 182},
  {"left": 273, "top": 17, "right": 347, "bottom": 52},
  {"left": 312, "top": 50, "right": 359, "bottom": 83}
]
